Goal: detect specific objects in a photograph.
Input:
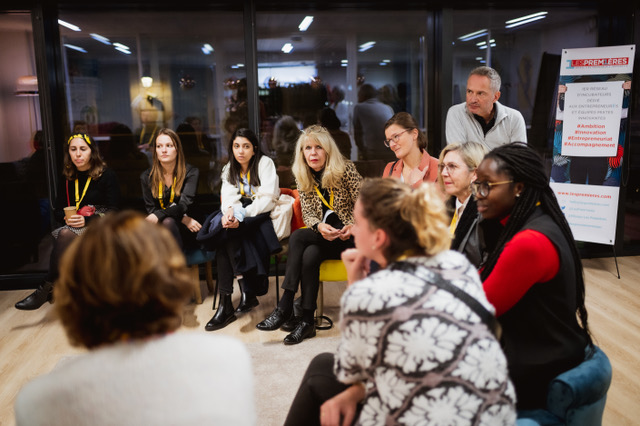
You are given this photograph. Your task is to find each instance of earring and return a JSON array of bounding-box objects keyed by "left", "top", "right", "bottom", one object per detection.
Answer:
[{"left": 516, "top": 193, "right": 521, "bottom": 198}]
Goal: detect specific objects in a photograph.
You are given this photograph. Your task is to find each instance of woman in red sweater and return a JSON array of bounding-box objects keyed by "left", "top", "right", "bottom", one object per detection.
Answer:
[{"left": 474, "top": 142, "right": 592, "bottom": 410}]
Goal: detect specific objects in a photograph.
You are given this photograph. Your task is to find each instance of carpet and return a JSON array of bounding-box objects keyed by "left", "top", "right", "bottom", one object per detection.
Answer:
[{"left": 247, "top": 336, "right": 341, "bottom": 426}]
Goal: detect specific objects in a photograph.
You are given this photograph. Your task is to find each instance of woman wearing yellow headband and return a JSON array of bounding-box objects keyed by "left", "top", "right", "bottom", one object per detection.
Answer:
[{"left": 15, "top": 133, "right": 120, "bottom": 310}]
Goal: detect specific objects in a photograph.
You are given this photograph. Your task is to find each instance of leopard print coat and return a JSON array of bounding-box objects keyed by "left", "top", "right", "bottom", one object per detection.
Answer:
[{"left": 298, "top": 161, "right": 362, "bottom": 230}]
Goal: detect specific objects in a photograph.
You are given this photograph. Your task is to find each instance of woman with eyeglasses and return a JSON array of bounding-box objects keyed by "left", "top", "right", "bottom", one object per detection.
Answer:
[
  {"left": 256, "top": 125, "right": 362, "bottom": 345},
  {"left": 474, "top": 142, "right": 592, "bottom": 410},
  {"left": 437, "top": 141, "right": 487, "bottom": 267},
  {"left": 15, "top": 133, "right": 120, "bottom": 310},
  {"left": 382, "top": 112, "right": 439, "bottom": 187}
]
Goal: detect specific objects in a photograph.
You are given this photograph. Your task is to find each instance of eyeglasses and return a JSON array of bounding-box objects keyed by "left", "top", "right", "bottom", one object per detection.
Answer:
[
  {"left": 438, "top": 162, "right": 467, "bottom": 175},
  {"left": 383, "top": 129, "right": 411, "bottom": 148},
  {"left": 471, "top": 180, "right": 513, "bottom": 197}
]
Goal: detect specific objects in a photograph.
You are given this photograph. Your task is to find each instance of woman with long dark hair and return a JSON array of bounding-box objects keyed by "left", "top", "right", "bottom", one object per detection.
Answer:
[
  {"left": 203, "top": 128, "right": 280, "bottom": 331},
  {"left": 15, "top": 133, "right": 119, "bottom": 310},
  {"left": 475, "top": 142, "right": 592, "bottom": 410}
]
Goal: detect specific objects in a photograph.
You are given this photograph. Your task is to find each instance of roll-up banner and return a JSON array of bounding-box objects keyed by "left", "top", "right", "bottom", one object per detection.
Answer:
[{"left": 550, "top": 45, "right": 635, "bottom": 245}]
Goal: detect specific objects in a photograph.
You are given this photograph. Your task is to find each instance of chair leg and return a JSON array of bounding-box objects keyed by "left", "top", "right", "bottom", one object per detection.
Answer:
[
  {"left": 274, "top": 255, "right": 281, "bottom": 304},
  {"left": 191, "top": 264, "right": 203, "bottom": 304},
  {"left": 316, "top": 281, "right": 324, "bottom": 326},
  {"left": 205, "top": 260, "right": 219, "bottom": 309}
]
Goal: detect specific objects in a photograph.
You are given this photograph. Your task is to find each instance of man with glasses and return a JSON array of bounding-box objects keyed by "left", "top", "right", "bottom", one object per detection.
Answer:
[{"left": 446, "top": 66, "right": 527, "bottom": 150}]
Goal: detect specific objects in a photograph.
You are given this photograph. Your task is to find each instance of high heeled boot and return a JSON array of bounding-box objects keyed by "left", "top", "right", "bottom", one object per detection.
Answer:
[
  {"left": 205, "top": 294, "right": 237, "bottom": 331},
  {"left": 235, "top": 279, "right": 259, "bottom": 313},
  {"left": 15, "top": 281, "right": 54, "bottom": 310}
]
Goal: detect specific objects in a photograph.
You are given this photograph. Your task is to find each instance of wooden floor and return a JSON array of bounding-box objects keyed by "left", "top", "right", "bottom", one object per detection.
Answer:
[{"left": 1, "top": 256, "right": 639, "bottom": 425}]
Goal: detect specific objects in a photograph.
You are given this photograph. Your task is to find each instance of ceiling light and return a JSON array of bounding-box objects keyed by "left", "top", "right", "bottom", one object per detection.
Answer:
[
  {"left": 282, "top": 43, "right": 293, "bottom": 53},
  {"left": 358, "top": 41, "right": 376, "bottom": 52},
  {"left": 505, "top": 12, "right": 547, "bottom": 28},
  {"left": 458, "top": 29, "right": 487, "bottom": 42},
  {"left": 113, "top": 42, "right": 129, "bottom": 50},
  {"left": 58, "top": 19, "right": 81, "bottom": 32},
  {"left": 114, "top": 46, "right": 131, "bottom": 54},
  {"left": 382, "top": 59, "right": 391, "bottom": 63},
  {"left": 299, "top": 16, "right": 314, "bottom": 32},
  {"left": 204, "top": 43, "right": 214, "bottom": 52},
  {"left": 341, "top": 59, "right": 348, "bottom": 64},
  {"left": 64, "top": 44, "right": 87, "bottom": 53},
  {"left": 90, "top": 33, "right": 111, "bottom": 45},
  {"left": 379, "top": 62, "right": 387, "bottom": 66},
  {"left": 141, "top": 76, "right": 153, "bottom": 88}
]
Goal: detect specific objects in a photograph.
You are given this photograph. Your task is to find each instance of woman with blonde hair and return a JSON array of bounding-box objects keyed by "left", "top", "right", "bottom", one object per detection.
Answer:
[
  {"left": 15, "top": 133, "right": 119, "bottom": 310},
  {"left": 284, "top": 178, "right": 515, "bottom": 425},
  {"left": 437, "top": 141, "right": 488, "bottom": 266},
  {"left": 140, "top": 128, "right": 201, "bottom": 249},
  {"left": 15, "top": 211, "right": 255, "bottom": 425},
  {"left": 256, "top": 125, "right": 362, "bottom": 345},
  {"left": 382, "top": 112, "right": 439, "bottom": 187}
]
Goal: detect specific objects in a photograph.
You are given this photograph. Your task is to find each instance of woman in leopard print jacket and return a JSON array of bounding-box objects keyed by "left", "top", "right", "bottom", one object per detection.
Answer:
[{"left": 256, "top": 125, "right": 362, "bottom": 345}]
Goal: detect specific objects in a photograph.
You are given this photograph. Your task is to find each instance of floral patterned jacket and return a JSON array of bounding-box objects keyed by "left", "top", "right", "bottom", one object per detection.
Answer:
[
  {"left": 334, "top": 251, "right": 516, "bottom": 425},
  {"left": 298, "top": 161, "right": 362, "bottom": 230}
]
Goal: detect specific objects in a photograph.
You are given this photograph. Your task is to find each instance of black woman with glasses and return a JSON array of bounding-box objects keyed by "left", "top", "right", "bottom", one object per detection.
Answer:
[
  {"left": 474, "top": 142, "right": 592, "bottom": 411},
  {"left": 382, "top": 112, "right": 439, "bottom": 187},
  {"left": 437, "top": 141, "right": 487, "bottom": 266},
  {"left": 15, "top": 133, "right": 120, "bottom": 310}
]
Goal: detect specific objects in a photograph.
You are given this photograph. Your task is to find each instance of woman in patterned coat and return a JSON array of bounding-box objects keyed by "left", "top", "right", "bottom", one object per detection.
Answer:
[{"left": 284, "top": 178, "right": 515, "bottom": 426}]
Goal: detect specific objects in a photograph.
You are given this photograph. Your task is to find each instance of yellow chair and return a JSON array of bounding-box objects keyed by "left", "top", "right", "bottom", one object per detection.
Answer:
[{"left": 316, "top": 259, "right": 348, "bottom": 329}]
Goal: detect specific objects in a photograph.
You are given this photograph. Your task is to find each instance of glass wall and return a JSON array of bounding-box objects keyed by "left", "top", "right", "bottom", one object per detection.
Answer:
[
  {"left": 57, "top": 10, "right": 245, "bottom": 214},
  {"left": 256, "top": 10, "right": 430, "bottom": 182},
  {"left": 0, "top": 12, "right": 49, "bottom": 276}
]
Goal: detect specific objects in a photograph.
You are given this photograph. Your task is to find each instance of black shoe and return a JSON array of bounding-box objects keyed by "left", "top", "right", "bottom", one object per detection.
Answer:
[
  {"left": 284, "top": 320, "right": 316, "bottom": 345},
  {"left": 256, "top": 308, "right": 291, "bottom": 331},
  {"left": 280, "top": 315, "right": 302, "bottom": 332},
  {"left": 15, "top": 282, "right": 53, "bottom": 310},
  {"left": 205, "top": 294, "right": 236, "bottom": 331},
  {"left": 235, "top": 293, "right": 259, "bottom": 313}
]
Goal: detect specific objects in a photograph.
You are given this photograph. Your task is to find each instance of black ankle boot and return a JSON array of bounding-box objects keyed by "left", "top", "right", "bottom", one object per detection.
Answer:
[
  {"left": 205, "top": 294, "right": 237, "bottom": 331},
  {"left": 235, "top": 279, "right": 259, "bottom": 313},
  {"left": 15, "top": 281, "right": 54, "bottom": 310}
]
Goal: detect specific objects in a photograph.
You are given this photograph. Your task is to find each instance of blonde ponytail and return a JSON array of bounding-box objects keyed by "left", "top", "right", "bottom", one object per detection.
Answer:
[{"left": 359, "top": 178, "right": 451, "bottom": 262}]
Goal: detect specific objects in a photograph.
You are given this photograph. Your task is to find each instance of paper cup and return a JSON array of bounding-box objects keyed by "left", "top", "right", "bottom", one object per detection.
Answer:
[{"left": 64, "top": 206, "right": 77, "bottom": 219}]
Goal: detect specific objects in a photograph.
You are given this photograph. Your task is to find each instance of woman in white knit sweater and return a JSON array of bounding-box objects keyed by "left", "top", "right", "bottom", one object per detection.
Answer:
[{"left": 15, "top": 211, "right": 255, "bottom": 426}]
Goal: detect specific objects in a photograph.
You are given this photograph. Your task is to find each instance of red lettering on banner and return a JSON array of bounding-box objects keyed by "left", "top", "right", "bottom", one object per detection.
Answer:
[{"left": 571, "top": 57, "right": 629, "bottom": 67}]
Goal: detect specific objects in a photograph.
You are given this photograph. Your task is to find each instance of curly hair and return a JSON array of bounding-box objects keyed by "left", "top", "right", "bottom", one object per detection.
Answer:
[
  {"left": 54, "top": 211, "right": 194, "bottom": 349},
  {"left": 479, "top": 143, "right": 591, "bottom": 341},
  {"left": 359, "top": 178, "right": 451, "bottom": 261},
  {"left": 62, "top": 133, "right": 106, "bottom": 180},
  {"left": 292, "top": 125, "right": 347, "bottom": 192}
]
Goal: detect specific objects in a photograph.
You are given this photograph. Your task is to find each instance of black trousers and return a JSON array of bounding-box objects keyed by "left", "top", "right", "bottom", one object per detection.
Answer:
[
  {"left": 216, "top": 228, "right": 266, "bottom": 295},
  {"left": 284, "top": 352, "right": 354, "bottom": 426},
  {"left": 281, "top": 228, "right": 354, "bottom": 311}
]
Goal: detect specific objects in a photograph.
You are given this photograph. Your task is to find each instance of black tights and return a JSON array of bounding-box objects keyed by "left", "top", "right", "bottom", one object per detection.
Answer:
[{"left": 46, "top": 228, "right": 78, "bottom": 282}]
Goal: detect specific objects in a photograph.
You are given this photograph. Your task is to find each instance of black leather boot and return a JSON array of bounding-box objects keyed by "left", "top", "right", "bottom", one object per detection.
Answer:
[
  {"left": 15, "top": 281, "right": 54, "bottom": 310},
  {"left": 235, "top": 279, "right": 259, "bottom": 313},
  {"left": 205, "top": 294, "right": 237, "bottom": 331}
]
